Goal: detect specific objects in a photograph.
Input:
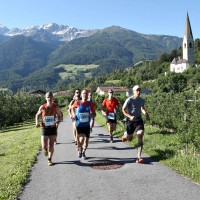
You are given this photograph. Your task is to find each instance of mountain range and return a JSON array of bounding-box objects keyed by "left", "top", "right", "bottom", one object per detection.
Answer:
[{"left": 0, "top": 23, "right": 183, "bottom": 92}]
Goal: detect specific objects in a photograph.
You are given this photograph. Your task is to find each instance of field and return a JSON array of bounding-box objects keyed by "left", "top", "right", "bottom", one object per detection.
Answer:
[
  {"left": 104, "top": 80, "right": 121, "bottom": 84},
  {"left": 54, "top": 64, "right": 99, "bottom": 80}
]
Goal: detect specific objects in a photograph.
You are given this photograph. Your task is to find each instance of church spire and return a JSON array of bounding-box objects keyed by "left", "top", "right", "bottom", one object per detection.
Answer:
[
  {"left": 184, "top": 12, "right": 193, "bottom": 40},
  {"left": 183, "top": 12, "right": 194, "bottom": 65}
]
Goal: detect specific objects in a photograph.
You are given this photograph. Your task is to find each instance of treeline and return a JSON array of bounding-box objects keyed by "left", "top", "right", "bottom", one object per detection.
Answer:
[
  {"left": 0, "top": 92, "right": 44, "bottom": 127},
  {"left": 92, "top": 90, "right": 200, "bottom": 155}
]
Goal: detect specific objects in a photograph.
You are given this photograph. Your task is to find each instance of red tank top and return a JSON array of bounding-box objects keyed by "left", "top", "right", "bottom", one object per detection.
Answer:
[{"left": 41, "top": 103, "right": 57, "bottom": 128}]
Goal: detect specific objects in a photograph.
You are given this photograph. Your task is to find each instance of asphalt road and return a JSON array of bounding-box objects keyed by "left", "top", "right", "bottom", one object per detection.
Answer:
[{"left": 18, "top": 115, "right": 200, "bottom": 200}]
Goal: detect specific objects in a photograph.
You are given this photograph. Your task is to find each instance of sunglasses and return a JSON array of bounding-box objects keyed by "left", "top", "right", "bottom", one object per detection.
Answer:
[
  {"left": 109, "top": 92, "right": 113, "bottom": 94},
  {"left": 75, "top": 91, "right": 80, "bottom": 94}
]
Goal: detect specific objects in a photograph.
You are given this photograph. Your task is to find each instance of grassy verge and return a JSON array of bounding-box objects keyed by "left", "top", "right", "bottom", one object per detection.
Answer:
[
  {"left": 0, "top": 106, "right": 68, "bottom": 200},
  {"left": 95, "top": 112, "right": 200, "bottom": 184},
  {"left": 0, "top": 120, "right": 41, "bottom": 200}
]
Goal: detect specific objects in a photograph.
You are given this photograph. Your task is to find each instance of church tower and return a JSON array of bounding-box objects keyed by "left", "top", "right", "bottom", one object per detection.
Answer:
[{"left": 183, "top": 12, "right": 194, "bottom": 65}]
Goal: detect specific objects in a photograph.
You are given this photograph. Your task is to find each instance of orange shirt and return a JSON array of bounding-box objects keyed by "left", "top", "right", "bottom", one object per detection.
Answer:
[
  {"left": 102, "top": 97, "right": 119, "bottom": 114},
  {"left": 73, "top": 100, "right": 95, "bottom": 113}
]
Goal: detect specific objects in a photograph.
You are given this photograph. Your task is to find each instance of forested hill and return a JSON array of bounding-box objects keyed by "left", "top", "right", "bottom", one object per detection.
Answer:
[
  {"left": 0, "top": 26, "right": 183, "bottom": 92},
  {"left": 63, "top": 39, "right": 200, "bottom": 94}
]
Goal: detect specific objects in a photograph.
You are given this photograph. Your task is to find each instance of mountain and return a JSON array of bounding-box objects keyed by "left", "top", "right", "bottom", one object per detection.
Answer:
[
  {"left": 0, "top": 35, "right": 57, "bottom": 82},
  {"left": 0, "top": 25, "right": 183, "bottom": 92},
  {"left": 0, "top": 23, "right": 98, "bottom": 44}
]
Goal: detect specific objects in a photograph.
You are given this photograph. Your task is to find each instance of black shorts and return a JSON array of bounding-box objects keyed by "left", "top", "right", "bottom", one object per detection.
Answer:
[
  {"left": 106, "top": 115, "right": 117, "bottom": 124},
  {"left": 42, "top": 127, "right": 57, "bottom": 136},
  {"left": 126, "top": 119, "right": 144, "bottom": 135},
  {"left": 77, "top": 126, "right": 90, "bottom": 138}
]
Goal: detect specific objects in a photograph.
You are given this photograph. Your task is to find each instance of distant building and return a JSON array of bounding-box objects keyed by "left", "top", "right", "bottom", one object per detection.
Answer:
[
  {"left": 29, "top": 90, "right": 46, "bottom": 95},
  {"left": 53, "top": 91, "right": 73, "bottom": 97},
  {"left": 96, "top": 86, "right": 129, "bottom": 96},
  {"left": 128, "top": 88, "right": 152, "bottom": 96},
  {"left": 170, "top": 12, "right": 194, "bottom": 73}
]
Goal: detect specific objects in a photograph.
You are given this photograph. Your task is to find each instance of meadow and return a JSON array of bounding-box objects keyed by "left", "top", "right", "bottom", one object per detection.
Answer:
[{"left": 54, "top": 64, "right": 99, "bottom": 80}]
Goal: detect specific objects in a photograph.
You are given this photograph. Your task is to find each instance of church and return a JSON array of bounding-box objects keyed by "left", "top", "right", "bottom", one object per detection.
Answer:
[{"left": 170, "top": 12, "right": 194, "bottom": 73}]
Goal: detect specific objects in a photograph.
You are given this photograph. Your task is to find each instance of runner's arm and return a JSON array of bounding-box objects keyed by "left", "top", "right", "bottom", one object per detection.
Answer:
[
  {"left": 35, "top": 105, "right": 42, "bottom": 128},
  {"left": 122, "top": 104, "right": 136, "bottom": 121},
  {"left": 141, "top": 106, "right": 150, "bottom": 121}
]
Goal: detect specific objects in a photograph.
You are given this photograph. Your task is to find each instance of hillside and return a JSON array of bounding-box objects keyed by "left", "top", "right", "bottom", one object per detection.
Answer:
[
  {"left": 0, "top": 35, "right": 57, "bottom": 83},
  {"left": 0, "top": 26, "right": 183, "bottom": 92}
]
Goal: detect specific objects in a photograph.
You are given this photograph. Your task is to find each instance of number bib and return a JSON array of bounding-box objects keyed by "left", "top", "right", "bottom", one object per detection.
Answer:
[
  {"left": 79, "top": 112, "right": 89, "bottom": 123},
  {"left": 108, "top": 113, "right": 115, "bottom": 120},
  {"left": 44, "top": 116, "right": 55, "bottom": 126}
]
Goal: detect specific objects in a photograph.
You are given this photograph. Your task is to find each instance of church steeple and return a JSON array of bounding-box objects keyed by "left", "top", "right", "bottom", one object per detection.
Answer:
[{"left": 183, "top": 12, "right": 194, "bottom": 65}]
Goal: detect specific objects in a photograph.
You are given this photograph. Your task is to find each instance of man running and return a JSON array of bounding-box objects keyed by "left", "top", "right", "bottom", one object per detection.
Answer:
[
  {"left": 88, "top": 92, "right": 97, "bottom": 133},
  {"left": 35, "top": 92, "right": 62, "bottom": 166},
  {"left": 122, "top": 85, "right": 150, "bottom": 163},
  {"left": 53, "top": 100, "right": 63, "bottom": 145},
  {"left": 101, "top": 89, "right": 119, "bottom": 143},
  {"left": 68, "top": 89, "right": 81, "bottom": 145},
  {"left": 71, "top": 89, "right": 96, "bottom": 159}
]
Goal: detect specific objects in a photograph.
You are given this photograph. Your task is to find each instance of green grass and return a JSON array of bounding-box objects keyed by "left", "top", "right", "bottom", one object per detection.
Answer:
[
  {"left": 95, "top": 112, "right": 200, "bottom": 184},
  {"left": 0, "top": 120, "right": 41, "bottom": 200},
  {"left": 54, "top": 64, "right": 99, "bottom": 80}
]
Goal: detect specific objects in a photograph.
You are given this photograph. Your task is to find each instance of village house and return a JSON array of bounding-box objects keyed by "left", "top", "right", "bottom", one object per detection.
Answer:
[
  {"left": 128, "top": 88, "right": 152, "bottom": 96},
  {"left": 53, "top": 91, "right": 73, "bottom": 97},
  {"left": 29, "top": 89, "right": 46, "bottom": 95},
  {"left": 96, "top": 86, "right": 129, "bottom": 96}
]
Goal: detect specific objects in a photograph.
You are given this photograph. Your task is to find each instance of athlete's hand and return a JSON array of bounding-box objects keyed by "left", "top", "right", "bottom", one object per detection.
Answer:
[
  {"left": 130, "top": 116, "right": 136, "bottom": 121},
  {"left": 71, "top": 114, "right": 76, "bottom": 120},
  {"left": 146, "top": 115, "right": 150, "bottom": 121},
  {"left": 101, "top": 110, "right": 106, "bottom": 116},
  {"left": 55, "top": 120, "right": 60, "bottom": 125},
  {"left": 35, "top": 123, "right": 40, "bottom": 128}
]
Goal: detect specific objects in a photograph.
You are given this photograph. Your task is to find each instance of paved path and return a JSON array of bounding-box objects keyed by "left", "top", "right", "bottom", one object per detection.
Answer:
[{"left": 19, "top": 115, "right": 200, "bottom": 200}]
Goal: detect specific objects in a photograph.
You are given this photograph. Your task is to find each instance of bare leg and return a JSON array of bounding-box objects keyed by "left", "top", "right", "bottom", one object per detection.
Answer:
[
  {"left": 41, "top": 135, "right": 48, "bottom": 150},
  {"left": 137, "top": 130, "right": 144, "bottom": 158},
  {"left": 48, "top": 135, "right": 57, "bottom": 159}
]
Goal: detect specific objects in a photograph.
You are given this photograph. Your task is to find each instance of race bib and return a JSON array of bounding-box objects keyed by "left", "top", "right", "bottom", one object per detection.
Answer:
[
  {"left": 79, "top": 112, "right": 89, "bottom": 123},
  {"left": 108, "top": 113, "right": 115, "bottom": 120},
  {"left": 44, "top": 116, "right": 54, "bottom": 126}
]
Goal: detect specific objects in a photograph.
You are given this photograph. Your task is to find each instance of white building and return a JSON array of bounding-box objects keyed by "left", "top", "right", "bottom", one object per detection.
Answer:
[{"left": 170, "top": 12, "right": 194, "bottom": 73}]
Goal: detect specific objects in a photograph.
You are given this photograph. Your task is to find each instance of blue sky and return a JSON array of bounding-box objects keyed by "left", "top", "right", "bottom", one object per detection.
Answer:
[{"left": 0, "top": 0, "right": 199, "bottom": 39}]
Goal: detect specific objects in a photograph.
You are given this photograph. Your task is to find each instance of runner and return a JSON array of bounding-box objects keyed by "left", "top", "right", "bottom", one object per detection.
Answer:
[
  {"left": 88, "top": 92, "right": 97, "bottom": 133},
  {"left": 121, "top": 85, "right": 150, "bottom": 163},
  {"left": 68, "top": 89, "right": 81, "bottom": 145},
  {"left": 101, "top": 89, "right": 119, "bottom": 143},
  {"left": 53, "top": 100, "right": 63, "bottom": 145},
  {"left": 71, "top": 89, "right": 96, "bottom": 159},
  {"left": 35, "top": 92, "right": 62, "bottom": 166}
]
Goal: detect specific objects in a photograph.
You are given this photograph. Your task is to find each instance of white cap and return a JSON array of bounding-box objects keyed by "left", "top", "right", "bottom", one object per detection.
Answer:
[{"left": 132, "top": 85, "right": 141, "bottom": 91}]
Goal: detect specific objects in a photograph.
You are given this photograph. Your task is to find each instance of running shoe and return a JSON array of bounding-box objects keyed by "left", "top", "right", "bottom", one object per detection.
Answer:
[
  {"left": 78, "top": 148, "right": 83, "bottom": 158},
  {"left": 110, "top": 139, "right": 113, "bottom": 143},
  {"left": 90, "top": 128, "right": 93, "bottom": 133},
  {"left": 75, "top": 141, "right": 77, "bottom": 145},
  {"left": 44, "top": 149, "right": 48, "bottom": 156},
  {"left": 82, "top": 152, "right": 86, "bottom": 160},
  {"left": 48, "top": 160, "right": 53, "bottom": 166},
  {"left": 121, "top": 132, "right": 127, "bottom": 142},
  {"left": 136, "top": 158, "right": 144, "bottom": 163},
  {"left": 54, "top": 139, "right": 57, "bottom": 145}
]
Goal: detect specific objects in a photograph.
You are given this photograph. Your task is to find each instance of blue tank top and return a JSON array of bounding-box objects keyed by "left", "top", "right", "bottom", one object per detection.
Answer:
[{"left": 75, "top": 101, "right": 91, "bottom": 127}]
